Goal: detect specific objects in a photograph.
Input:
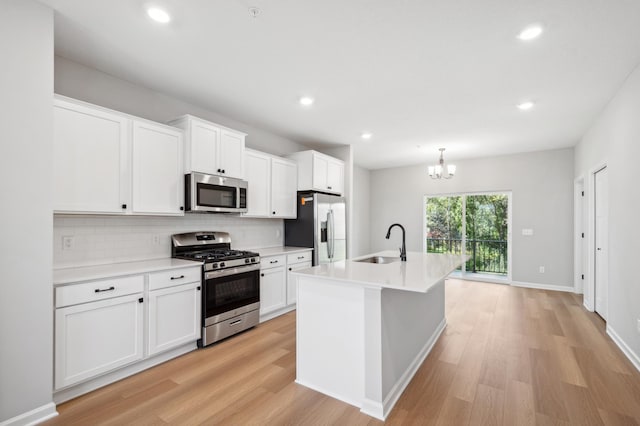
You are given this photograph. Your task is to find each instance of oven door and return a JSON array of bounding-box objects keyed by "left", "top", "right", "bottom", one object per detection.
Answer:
[
  {"left": 186, "top": 173, "right": 248, "bottom": 213},
  {"left": 203, "top": 264, "right": 260, "bottom": 326}
]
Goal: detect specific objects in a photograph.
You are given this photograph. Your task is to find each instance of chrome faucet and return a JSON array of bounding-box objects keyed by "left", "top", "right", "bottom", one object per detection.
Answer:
[{"left": 385, "top": 223, "right": 407, "bottom": 261}]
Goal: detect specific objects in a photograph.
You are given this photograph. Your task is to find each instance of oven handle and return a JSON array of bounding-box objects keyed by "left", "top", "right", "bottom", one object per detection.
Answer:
[{"left": 204, "top": 263, "right": 261, "bottom": 280}]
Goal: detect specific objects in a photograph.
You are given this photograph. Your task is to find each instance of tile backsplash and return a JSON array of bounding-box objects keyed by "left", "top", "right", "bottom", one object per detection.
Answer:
[{"left": 54, "top": 214, "right": 284, "bottom": 268}]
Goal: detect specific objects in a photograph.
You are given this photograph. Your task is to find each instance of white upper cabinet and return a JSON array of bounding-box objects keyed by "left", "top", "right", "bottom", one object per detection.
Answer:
[
  {"left": 244, "top": 149, "right": 297, "bottom": 218},
  {"left": 131, "top": 120, "right": 184, "bottom": 215},
  {"left": 287, "top": 150, "right": 344, "bottom": 195},
  {"left": 53, "top": 98, "right": 130, "bottom": 214},
  {"left": 169, "top": 115, "right": 245, "bottom": 179},
  {"left": 244, "top": 150, "right": 271, "bottom": 217},
  {"left": 53, "top": 95, "right": 184, "bottom": 216},
  {"left": 271, "top": 158, "right": 297, "bottom": 218}
]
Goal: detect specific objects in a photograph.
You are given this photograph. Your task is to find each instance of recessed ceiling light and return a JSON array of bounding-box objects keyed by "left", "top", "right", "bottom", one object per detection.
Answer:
[
  {"left": 517, "top": 24, "right": 544, "bottom": 41},
  {"left": 361, "top": 132, "right": 373, "bottom": 140},
  {"left": 299, "top": 96, "right": 314, "bottom": 106},
  {"left": 147, "top": 7, "right": 171, "bottom": 23},
  {"left": 517, "top": 101, "right": 535, "bottom": 111}
]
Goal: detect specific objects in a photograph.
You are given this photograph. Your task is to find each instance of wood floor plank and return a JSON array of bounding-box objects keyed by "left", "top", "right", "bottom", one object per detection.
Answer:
[{"left": 45, "top": 280, "right": 640, "bottom": 425}]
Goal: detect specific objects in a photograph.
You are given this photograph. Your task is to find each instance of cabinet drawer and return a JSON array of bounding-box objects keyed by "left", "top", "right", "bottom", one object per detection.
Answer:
[
  {"left": 148, "top": 266, "right": 201, "bottom": 291},
  {"left": 261, "top": 255, "right": 286, "bottom": 270},
  {"left": 287, "top": 251, "right": 312, "bottom": 265},
  {"left": 56, "top": 275, "right": 144, "bottom": 308}
]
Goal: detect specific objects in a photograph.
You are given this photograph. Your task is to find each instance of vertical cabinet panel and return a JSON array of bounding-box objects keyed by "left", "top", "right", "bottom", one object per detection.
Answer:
[
  {"left": 132, "top": 121, "right": 183, "bottom": 215},
  {"left": 287, "top": 261, "right": 312, "bottom": 305},
  {"left": 312, "top": 153, "right": 329, "bottom": 191},
  {"left": 271, "top": 159, "right": 297, "bottom": 218},
  {"left": 244, "top": 150, "right": 271, "bottom": 217},
  {"left": 53, "top": 100, "right": 129, "bottom": 213},
  {"left": 148, "top": 282, "right": 201, "bottom": 356},
  {"left": 260, "top": 267, "right": 287, "bottom": 315},
  {"left": 219, "top": 129, "right": 245, "bottom": 178},
  {"left": 189, "top": 120, "right": 219, "bottom": 175},
  {"left": 55, "top": 294, "right": 144, "bottom": 389}
]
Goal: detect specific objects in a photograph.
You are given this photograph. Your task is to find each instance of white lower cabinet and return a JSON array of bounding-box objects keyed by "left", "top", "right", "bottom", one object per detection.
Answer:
[
  {"left": 148, "top": 282, "right": 201, "bottom": 356},
  {"left": 259, "top": 264, "right": 287, "bottom": 316},
  {"left": 55, "top": 293, "right": 144, "bottom": 389},
  {"left": 54, "top": 265, "right": 201, "bottom": 394},
  {"left": 259, "top": 250, "right": 312, "bottom": 322},
  {"left": 287, "top": 261, "right": 312, "bottom": 306}
]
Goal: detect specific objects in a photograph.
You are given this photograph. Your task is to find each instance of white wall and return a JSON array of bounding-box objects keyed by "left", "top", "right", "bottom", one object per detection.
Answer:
[
  {"left": 55, "top": 56, "right": 307, "bottom": 157},
  {"left": 0, "top": 1, "right": 56, "bottom": 423},
  {"left": 370, "top": 148, "right": 574, "bottom": 287},
  {"left": 352, "top": 166, "right": 371, "bottom": 257},
  {"left": 575, "top": 62, "right": 640, "bottom": 365},
  {"left": 54, "top": 215, "right": 283, "bottom": 268}
]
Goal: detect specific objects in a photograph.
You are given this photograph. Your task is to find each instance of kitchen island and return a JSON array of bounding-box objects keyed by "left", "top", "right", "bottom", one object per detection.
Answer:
[{"left": 292, "top": 251, "right": 465, "bottom": 420}]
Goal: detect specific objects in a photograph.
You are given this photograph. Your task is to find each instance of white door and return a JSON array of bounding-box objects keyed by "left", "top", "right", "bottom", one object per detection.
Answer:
[
  {"left": 55, "top": 293, "right": 144, "bottom": 389},
  {"left": 148, "top": 282, "right": 201, "bottom": 356},
  {"left": 53, "top": 99, "right": 129, "bottom": 214},
  {"left": 271, "top": 158, "right": 297, "bottom": 218},
  {"left": 189, "top": 119, "right": 219, "bottom": 175},
  {"left": 259, "top": 266, "right": 287, "bottom": 315},
  {"left": 244, "top": 150, "right": 271, "bottom": 217},
  {"left": 219, "top": 129, "right": 245, "bottom": 178},
  {"left": 287, "top": 261, "right": 312, "bottom": 305},
  {"left": 594, "top": 167, "right": 609, "bottom": 319},
  {"left": 131, "top": 121, "right": 183, "bottom": 215}
]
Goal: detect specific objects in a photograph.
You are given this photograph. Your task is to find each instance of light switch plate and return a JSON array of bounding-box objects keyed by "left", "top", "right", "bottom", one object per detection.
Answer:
[{"left": 522, "top": 229, "right": 534, "bottom": 236}]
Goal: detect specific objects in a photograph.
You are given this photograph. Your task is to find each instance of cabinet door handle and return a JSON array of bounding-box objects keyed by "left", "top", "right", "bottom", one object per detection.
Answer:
[
  {"left": 272, "top": 211, "right": 276, "bottom": 215},
  {"left": 327, "top": 186, "right": 332, "bottom": 190},
  {"left": 289, "top": 267, "right": 292, "bottom": 271},
  {"left": 260, "top": 273, "right": 264, "bottom": 277},
  {"left": 297, "top": 256, "right": 304, "bottom": 259},
  {"left": 138, "top": 297, "right": 144, "bottom": 303},
  {"left": 170, "top": 275, "right": 185, "bottom": 280},
  {"left": 180, "top": 206, "right": 184, "bottom": 211},
  {"left": 121, "top": 204, "right": 127, "bottom": 209},
  {"left": 217, "top": 168, "right": 221, "bottom": 173},
  {"left": 94, "top": 286, "right": 115, "bottom": 293},
  {"left": 197, "top": 286, "right": 201, "bottom": 291}
]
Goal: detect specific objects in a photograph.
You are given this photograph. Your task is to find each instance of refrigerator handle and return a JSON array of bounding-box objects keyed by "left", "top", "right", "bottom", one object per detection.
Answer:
[{"left": 328, "top": 209, "right": 335, "bottom": 259}]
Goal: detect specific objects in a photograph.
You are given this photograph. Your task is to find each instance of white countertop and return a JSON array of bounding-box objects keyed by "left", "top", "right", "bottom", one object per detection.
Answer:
[
  {"left": 53, "top": 258, "right": 203, "bottom": 285},
  {"left": 249, "top": 246, "right": 313, "bottom": 257},
  {"left": 292, "top": 251, "right": 466, "bottom": 293}
]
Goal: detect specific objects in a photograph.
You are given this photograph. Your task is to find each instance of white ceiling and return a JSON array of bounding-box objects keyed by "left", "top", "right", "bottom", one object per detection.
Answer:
[{"left": 41, "top": 0, "right": 640, "bottom": 169}]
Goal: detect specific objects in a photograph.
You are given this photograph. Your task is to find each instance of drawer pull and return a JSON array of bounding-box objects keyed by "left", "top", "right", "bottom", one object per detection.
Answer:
[
  {"left": 270, "top": 260, "right": 278, "bottom": 264},
  {"left": 138, "top": 297, "right": 143, "bottom": 303},
  {"left": 197, "top": 286, "right": 201, "bottom": 291},
  {"left": 229, "top": 318, "right": 243, "bottom": 326},
  {"left": 297, "top": 256, "right": 304, "bottom": 259},
  {"left": 289, "top": 267, "right": 292, "bottom": 271},
  {"left": 170, "top": 275, "right": 185, "bottom": 280},
  {"left": 94, "top": 286, "right": 115, "bottom": 293}
]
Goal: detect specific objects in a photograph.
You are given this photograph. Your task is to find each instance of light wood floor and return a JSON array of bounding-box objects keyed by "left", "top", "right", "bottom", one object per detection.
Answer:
[{"left": 46, "top": 279, "right": 640, "bottom": 425}]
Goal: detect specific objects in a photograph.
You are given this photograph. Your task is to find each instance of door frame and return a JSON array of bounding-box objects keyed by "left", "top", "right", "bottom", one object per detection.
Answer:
[
  {"left": 583, "top": 161, "right": 607, "bottom": 312},
  {"left": 573, "top": 176, "right": 585, "bottom": 293},
  {"left": 423, "top": 191, "right": 513, "bottom": 282}
]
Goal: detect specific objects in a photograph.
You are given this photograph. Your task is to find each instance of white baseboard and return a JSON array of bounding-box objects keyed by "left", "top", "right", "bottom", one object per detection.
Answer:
[
  {"left": 361, "top": 318, "right": 447, "bottom": 421},
  {"left": 294, "top": 379, "right": 363, "bottom": 411},
  {"left": 0, "top": 402, "right": 57, "bottom": 426},
  {"left": 606, "top": 325, "right": 640, "bottom": 373},
  {"left": 510, "top": 280, "right": 575, "bottom": 293},
  {"left": 259, "top": 305, "right": 296, "bottom": 323}
]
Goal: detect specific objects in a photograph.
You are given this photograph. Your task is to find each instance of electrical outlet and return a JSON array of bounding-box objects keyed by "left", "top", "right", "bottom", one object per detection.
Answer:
[
  {"left": 637, "top": 319, "right": 640, "bottom": 334},
  {"left": 62, "top": 236, "right": 74, "bottom": 251},
  {"left": 539, "top": 266, "right": 545, "bottom": 273},
  {"left": 152, "top": 235, "right": 160, "bottom": 245},
  {"left": 522, "top": 229, "right": 534, "bottom": 236}
]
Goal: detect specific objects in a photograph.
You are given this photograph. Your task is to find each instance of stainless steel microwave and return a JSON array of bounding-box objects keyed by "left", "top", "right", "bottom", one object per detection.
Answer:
[{"left": 185, "top": 173, "right": 248, "bottom": 213}]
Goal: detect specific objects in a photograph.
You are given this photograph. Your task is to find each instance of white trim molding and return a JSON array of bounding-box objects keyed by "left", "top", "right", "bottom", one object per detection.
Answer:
[
  {"left": 0, "top": 403, "right": 57, "bottom": 426},
  {"left": 510, "top": 280, "right": 576, "bottom": 293},
  {"left": 606, "top": 325, "right": 640, "bottom": 373}
]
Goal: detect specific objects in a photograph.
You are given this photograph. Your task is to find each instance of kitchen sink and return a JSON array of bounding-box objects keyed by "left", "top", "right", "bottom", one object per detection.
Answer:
[{"left": 354, "top": 256, "right": 400, "bottom": 264}]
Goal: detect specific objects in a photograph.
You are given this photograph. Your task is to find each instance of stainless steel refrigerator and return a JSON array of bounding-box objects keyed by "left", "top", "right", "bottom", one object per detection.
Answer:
[{"left": 285, "top": 192, "right": 347, "bottom": 265}]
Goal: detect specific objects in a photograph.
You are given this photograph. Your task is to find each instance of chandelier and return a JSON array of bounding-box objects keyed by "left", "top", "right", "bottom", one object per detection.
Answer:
[{"left": 428, "top": 148, "right": 456, "bottom": 179}]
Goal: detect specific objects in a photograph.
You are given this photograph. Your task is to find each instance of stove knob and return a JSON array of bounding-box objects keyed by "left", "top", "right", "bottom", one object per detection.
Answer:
[
  {"left": 251, "top": 258, "right": 256, "bottom": 263},
  {"left": 245, "top": 259, "right": 250, "bottom": 264},
  {"left": 212, "top": 263, "right": 218, "bottom": 269},
  {"left": 220, "top": 262, "right": 226, "bottom": 268}
]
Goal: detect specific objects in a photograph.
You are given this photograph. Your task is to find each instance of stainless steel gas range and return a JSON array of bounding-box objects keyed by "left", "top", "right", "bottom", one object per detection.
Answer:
[{"left": 171, "top": 232, "right": 260, "bottom": 347}]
